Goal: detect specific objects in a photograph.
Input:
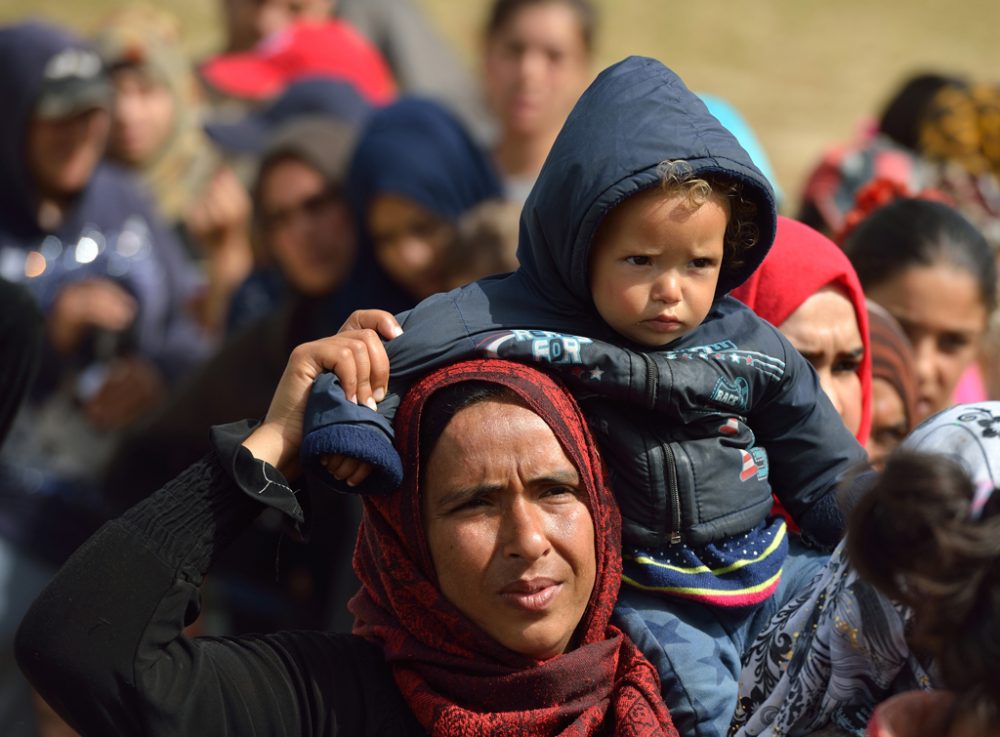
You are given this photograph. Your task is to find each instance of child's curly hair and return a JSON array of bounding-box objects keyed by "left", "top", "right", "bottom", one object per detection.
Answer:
[{"left": 656, "top": 160, "right": 759, "bottom": 273}]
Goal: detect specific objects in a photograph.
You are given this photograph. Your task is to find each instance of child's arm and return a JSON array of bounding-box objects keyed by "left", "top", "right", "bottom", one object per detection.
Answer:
[
  {"left": 300, "top": 291, "right": 486, "bottom": 495},
  {"left": 752, "top": 329, "right": 869, "bottom": 548}
]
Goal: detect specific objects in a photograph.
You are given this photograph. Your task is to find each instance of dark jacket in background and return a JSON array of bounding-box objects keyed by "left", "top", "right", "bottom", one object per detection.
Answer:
[
  {"left": 0, "top": 279, "right": 44, "bottom": 446},
  {"left": 16, "top": 428, "right": 424, "bottom": 736},
  {"left": 0, "top": 21, "right": 211, "bottom": 566}
]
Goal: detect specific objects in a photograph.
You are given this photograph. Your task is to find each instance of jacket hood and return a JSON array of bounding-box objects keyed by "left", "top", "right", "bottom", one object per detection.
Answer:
[
  {"left": 515, "top": 56, "right": 777, "bottom": 315},
  {"left": 0, "top": 21, "right": 100, "bottom": 238}
]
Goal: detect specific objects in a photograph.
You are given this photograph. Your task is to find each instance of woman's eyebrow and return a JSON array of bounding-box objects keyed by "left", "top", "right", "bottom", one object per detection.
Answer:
[
  {"left": 433, "top": 470, "right": 581, "bottom": 508},
  {"left": 530, "top": 470, "right": 582, "bottom": 486},
  {"left": 434, "top": 484, "right": 503, "bottom": 509}
]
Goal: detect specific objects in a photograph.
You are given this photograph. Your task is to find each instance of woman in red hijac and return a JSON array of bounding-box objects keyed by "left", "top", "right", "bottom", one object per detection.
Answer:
[{"left": 16, "top": 347, "right": 677, "bottom": 737}]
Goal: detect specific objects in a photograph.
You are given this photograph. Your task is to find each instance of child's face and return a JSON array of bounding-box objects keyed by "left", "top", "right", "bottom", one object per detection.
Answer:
[{"left": 589, "top": 187, "right": 727, "bottom": 347}]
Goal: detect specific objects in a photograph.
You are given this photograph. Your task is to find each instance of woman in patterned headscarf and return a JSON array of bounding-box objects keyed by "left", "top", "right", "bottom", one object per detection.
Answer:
[
  {"left": 866, "top": 300, "right": 919, "bottom": 469},
  {"left": 853, "top": 404, "right": 1000, "bottom": 737},
  {"left": 732, "top": 402, "right": 1000, "bottom": 736},
  {"left": 95, "top": 6, "right": 255, "bottom": 333}
]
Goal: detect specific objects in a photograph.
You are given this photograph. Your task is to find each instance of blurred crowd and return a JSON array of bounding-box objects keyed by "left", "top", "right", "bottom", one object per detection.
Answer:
[{"left": 1, "top": 1, "right": 999, "bottom": 735}]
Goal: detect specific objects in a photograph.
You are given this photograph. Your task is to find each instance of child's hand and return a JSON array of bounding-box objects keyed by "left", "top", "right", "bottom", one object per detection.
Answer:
[{"left": 321, "top": 454, "right": 373, "bottom": 487}]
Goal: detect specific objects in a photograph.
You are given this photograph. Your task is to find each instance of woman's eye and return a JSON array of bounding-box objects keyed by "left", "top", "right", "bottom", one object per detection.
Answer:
[
  {"left": 452, "top": 497, "right": 490, "bottom": 513},
  {"left": 938, "top": 333, "right": 971, "bottom": 354},
  {"left": 832, "top": 357, "right": 861, "bottom": 374},
  {"left": 542, "top": 485, "right": 581, "bottom": 500},
  {"left": 624, "top": 255, "right": 651, "bottom": 266}
]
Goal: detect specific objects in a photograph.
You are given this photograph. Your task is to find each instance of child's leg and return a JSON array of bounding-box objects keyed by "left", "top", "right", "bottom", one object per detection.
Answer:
[
  {"left": 746, "top": 536, "right": 829, "bottom": 643},
  {"left": 614, "top": 588, "right": 751, "bottom": 737}
]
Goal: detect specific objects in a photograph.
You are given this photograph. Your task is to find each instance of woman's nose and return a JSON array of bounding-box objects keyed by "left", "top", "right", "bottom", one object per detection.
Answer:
[
  {"left": 911, "top": 338, "right": 938, "bottom": 388},
  {"left": 500, "top": 498, "right": 550, "bottom": 561},
  {"left": 817, "top": 367, "right": 845, "bottom": 419},
  {"left": 396, "top": 238, "right": 434, "bottom": 271}
]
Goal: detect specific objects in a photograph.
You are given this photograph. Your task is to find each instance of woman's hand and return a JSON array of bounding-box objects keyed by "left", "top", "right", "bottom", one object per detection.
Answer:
[
  {"left": 48, "top": 279, "right": 137, "bottom": 355},
  {"left": 83, "top": 356, "right": 166, "bottom": 430},
  {"left": 339, "top": 308, "right": 403, "bottom": 341},
  {"left": 242, "top": 318, "right": 402, "bottom": 481},
  {"left": 316, "top": 310, "right": 405, "bottom": 486}
]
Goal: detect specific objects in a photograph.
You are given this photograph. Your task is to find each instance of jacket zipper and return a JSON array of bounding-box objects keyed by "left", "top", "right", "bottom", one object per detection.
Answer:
[
  {"left": 640, "top": 353, "right": 682, "bottom": 544},
  {"left": 664, "top": 443, "right": 682, "bottom": 544},
  {"left": 640, "top": 352, "right": 657, "bottom": 408}
]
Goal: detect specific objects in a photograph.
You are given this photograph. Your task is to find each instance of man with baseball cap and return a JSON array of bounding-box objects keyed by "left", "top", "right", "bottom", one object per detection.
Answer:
[{"left": 0, "top": 21, "right": 214, "bottom": 736}]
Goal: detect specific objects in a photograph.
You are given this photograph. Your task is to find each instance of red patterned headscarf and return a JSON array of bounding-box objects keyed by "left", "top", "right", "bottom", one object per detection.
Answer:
[{"left": 350, "top": 359, "right": 676, "bottom": 737}]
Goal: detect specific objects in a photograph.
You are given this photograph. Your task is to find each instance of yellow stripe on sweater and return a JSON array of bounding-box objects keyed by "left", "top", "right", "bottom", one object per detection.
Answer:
[
  {"left": 621, "top": 569, "right": 783, "bottom": 598},
  {"left": 622, "top": 523, "right": 786, "bottom": 577}
]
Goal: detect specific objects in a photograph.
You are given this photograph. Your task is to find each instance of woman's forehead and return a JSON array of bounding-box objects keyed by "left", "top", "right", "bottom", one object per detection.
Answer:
[{"left": 425, "top": 401, "right": 578, "bottom": 490}]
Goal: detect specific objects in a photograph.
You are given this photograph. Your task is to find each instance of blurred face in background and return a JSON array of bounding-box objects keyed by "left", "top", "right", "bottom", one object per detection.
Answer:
[
  {"left": 867, "top": 378, "right": 908, "bottom": 469},
  {"left": 222, "top": 0, "right": 332, "bottom": 51},
  {"left": 779, "top": 285, "right": 865, "bottom": 438},
  {"left": 483, "top": 0, "right": 590, "bottom": 141},
  {"left": 27, "top": 107, "right": 110, "bottom": 200},
  {"left": 866, "top": 263, "right": 987, "bottom": 417},
  {"left": 367, "top": 194, "right": 456, "bottom": 300},
  {"left": 108, "top": 68, "right": 176, "bottom": 166},
  {"left": 258, "top": 156, "right": 355, "bottom": 297}
]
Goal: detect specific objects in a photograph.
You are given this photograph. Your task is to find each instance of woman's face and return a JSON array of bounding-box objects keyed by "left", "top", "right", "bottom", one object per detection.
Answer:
[
  {"left": 423, "top": 399, "right": 596, "bottom": 660},
  {"left": 779, "top": 286, "right": 865, "bottom": 437},
  {"left": 27, "top": 107, "right": 110, "bottom": 200},
  {"left": 867, "top": 377, "right": 908, "bottom": 470},
  {"left": 258, "top": 157, "right": 355, "bottom": 297},
  {"left": 109, "top": 68, "right": 176, "bottom": 166},
  {"left": 367, "top": 194, "right": 455, "bottom": 300},
  {"left": 483, "top": 0, "right": 590, "bottom": 141},
  {"left": 865, "top": 263, "right": 987, "bottom": 417}
]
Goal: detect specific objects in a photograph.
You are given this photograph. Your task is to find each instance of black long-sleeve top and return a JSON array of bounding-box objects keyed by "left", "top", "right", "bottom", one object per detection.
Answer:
[{"left": 15, "top": 422, "right": 424, "bottom": 736}]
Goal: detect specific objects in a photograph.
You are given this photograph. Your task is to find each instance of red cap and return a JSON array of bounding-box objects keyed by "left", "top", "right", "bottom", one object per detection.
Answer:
[{"left": 201, "top": 20, "right": 396, "bottom": 104}]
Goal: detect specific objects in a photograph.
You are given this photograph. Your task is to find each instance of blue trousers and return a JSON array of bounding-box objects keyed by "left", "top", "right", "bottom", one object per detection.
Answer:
[{"left": 613, "top": 539, "right": 828, "bottom": 737}]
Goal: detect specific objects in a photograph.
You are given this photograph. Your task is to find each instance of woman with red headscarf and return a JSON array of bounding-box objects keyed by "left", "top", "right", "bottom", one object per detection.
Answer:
[
  {"left": 15, "top": 338, "right": 676, "bottom": 737},
  {"left": 731, "top": 215, "right": 873, "bottom": 445}
]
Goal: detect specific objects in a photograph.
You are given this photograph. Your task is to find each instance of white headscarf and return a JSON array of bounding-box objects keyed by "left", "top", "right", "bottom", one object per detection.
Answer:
[{"left": 902, "top": 402, "right": 1000, "bottom": 519}]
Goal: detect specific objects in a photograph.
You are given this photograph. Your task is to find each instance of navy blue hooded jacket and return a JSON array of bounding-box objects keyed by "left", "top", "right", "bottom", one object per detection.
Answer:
[{"left": 303, "top": 57, "right": 866, "bottom": 550}]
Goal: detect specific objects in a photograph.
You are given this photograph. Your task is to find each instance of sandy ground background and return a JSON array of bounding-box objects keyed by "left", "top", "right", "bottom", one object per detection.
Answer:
[{"left": 3, "top": 0, "right": 998, "bottom": 213}]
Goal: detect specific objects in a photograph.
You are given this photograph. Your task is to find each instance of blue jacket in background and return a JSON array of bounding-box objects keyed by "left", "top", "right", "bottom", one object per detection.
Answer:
[
  {"left": 0, "top": 20, "right": 211, "bottom": 384},
  {"left": 303, "top": 57, "right": 866, "bottom": 552}
]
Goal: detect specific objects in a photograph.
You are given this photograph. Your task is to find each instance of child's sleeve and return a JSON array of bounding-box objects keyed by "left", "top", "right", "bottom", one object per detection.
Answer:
[
  {"left": 751, "top": 328, "right": 869, "bottom": 548},
  {"left": 298, "top": 292, "right": 480, "bottom": 496},
  {"left": 300, "top": 370, "right": 404, "bottom": 496}
]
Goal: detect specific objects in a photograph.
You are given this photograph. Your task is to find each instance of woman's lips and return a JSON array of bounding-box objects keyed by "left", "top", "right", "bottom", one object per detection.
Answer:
[{"left": 499, "top": 579, "right": 562, "bottom": 612}]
